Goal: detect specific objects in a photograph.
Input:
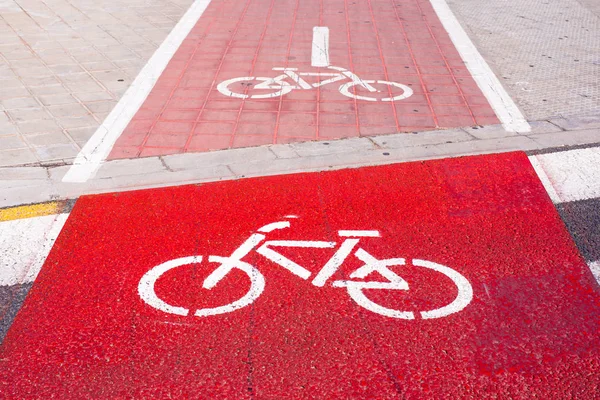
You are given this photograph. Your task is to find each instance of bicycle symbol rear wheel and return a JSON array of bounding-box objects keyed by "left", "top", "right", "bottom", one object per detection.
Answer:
[
  {"left": 138, "top": 255, "right": 265, "bottom": 317},
  {"left": 217, "top": 77, "right": 293, "bottom": 99}
]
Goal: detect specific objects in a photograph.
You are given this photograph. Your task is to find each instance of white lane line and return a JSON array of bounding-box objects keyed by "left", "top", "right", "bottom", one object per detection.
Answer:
[
  {"left": 62, "top": 0, "right": 213, "bottom": 183},
  {"left": 311, "top": 26, "right": 330, "bottom": 67},
  {"left": 532, "top": 147, "right": 600, "bottom": 203},
  {"left": 528, "top": 155, "right": 561, "bottom": 204},
  {"left": 0, "top": 214, "right": 68, "bottom": 286},
  {"left": 588, "top": 261, "right": 600, "bottom": 286},
  {"left": 429, "top": 0, "right": 530, "bottom": 133}
]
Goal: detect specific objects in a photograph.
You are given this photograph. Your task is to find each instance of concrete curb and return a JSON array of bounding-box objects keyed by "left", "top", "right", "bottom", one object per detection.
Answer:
[{"left": 1, "top": 116, "right": 599, "bottom": 208}]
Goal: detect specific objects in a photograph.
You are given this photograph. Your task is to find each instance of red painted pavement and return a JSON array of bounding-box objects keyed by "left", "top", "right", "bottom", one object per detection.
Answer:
[
  {"left": 2, "top": 152, "right": 599, "bottom": 397},
  {"left": 109, "top": 0, "right": 500, "bottom": 159}
]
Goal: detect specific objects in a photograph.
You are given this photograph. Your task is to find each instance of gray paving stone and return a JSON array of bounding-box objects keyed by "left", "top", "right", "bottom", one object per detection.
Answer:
[
  {"left": 16, "top": 119, "right": 62, "bottom": 134},
  {"left": 0, "top": 135, "right": 27, "bottom": 150},
  {"left": 0, "top": 148, "right": 38, "bottom": 166},
  {"left": 290, "top": 137, "right": 375, "bottom": 157},
  {"left": 95, "top": 157, "right": 167, "bottom": 179},
  {"left": 88, "top": 166, "right": 235, "bottom": 192},
  {"left": 66, "top": 127, "right": 96, "bottom": 143},
  {"left": 0, "top": 184, "right": 59, "bottom": 208},
  {"left": 371, "top": 129, "right": 473, "bottom": 148},
  {"left": 162, "top": 147, "right": 278, "bottom": 170},
  {"left": 229, "top": 146, "right": 443, "bottom": 178},
  {"left": 29, "top": 84, "right": 70, "bottom": 96},
  {"left": 1, "top": 97, "right": 40, "bottom": 110},
  {"left": 549, "top": 116, "right": 600, "bottom": 131},
  {"left": 32, "top": 143, "right": 80, "bottom": 161},
  {"left": 37, "top": 94, "right": 78, "bottom": 106},
  {"left": 23, "top": 132, "right": 72, "bottom": 146},
  {"left": 58, "top": 115, "right": 99, "bottom": 129},
  {"left": 73, "top": 92, "right": 114, "bottom": 102},
  {"left": 0, "top": 86, "right": 30, "bottom": 99},
  {"left": 7, "top": 107, "right": 52, "bottom": 122},
  {"left": 463, "top": 124, "right": 517, "bottom": 140},
  {"left": 268, "top": 144, "right": 300, "bottom": 159},
  {"left": 434, "top": 136, "right": 542, "bottom": 156},
  {"left": 528, "top": 129, "right": 600, "bottom": 148},
  {"left": 84, "top": 101, "right": 117, "bottom": 114},
  {"left": 528, "top": 120, "right": 564, "bottom": 134},
  {"left": 46, "top": 104, "right": 91, "bottom": 118},
  {"left": 0, "top": 166, "right": 48, "bottom": 180},
  {"left": 0, "top": 123, "right": 18, "bottom": 135}
]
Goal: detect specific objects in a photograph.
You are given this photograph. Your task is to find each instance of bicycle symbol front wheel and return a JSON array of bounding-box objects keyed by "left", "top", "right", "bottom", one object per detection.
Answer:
[
  {"left": 343, "top": 259, "right": 473, "bottom": 319},
  {"left": 339, "top": 80, "right": 413, "bottom": 102},
  {"left": 138, "top": 255, "right": 265, "bottom": 317}
]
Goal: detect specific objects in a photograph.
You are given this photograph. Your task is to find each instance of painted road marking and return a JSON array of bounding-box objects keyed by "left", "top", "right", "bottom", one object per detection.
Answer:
[
  {"left": 529, "top": 147, "right": 600, "bottom": 203},
  {"left": 0, "top": 202, "right": 71, "bottom": 287},
  {"left": 429, "top": 0, "right": 530, "bottom": 133},
  {"left": 528, "top": 146, "right": 600, "bottom": 286},
  {"left": 3, "top": 152, "right": 599, "bottom": 397},
  {"left": 0, "top": 214, "right": 68, "bottom": 286},
  {"left": 139, "top": 223, "right": 473, "bottom": 320},
  {"left": 0, "top": 201, "right": 65, "bottom": 222},
  {"left": 311, "top": 26, "right": 330, "bottom": 67},
  {"left": 217, "top": 64, "right": 414, "bottom": 102},
  {"left": 62, "top": 0, "right": 214, "bottom": 183}
]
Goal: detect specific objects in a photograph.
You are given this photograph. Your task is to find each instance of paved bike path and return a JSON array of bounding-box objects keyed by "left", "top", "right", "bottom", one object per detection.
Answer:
[
  {"left": 2, "top": 152, "right": 599, "bottom": 397},
  {"left": 107, "top": 0, "right": 501, "bottom": 160}
]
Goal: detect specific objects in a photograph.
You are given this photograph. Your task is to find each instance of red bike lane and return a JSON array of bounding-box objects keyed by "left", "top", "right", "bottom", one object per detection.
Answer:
[
  {"left": 108, "top": 0, "right": 499, "bottom": 159},
  {"left": 2, "top": 152, "right": 599, "bottom": 397}
]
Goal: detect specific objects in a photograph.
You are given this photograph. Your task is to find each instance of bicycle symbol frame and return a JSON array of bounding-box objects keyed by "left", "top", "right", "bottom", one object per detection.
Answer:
[
  {"left": 138, "top": 218, "right": 473, "bottom": 320},
  {"left": 217, "top": 66, "right": 414, "bottom": 102}
]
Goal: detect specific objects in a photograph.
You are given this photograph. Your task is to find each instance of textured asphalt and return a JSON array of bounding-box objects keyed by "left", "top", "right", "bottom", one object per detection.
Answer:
[{"left": 558, "top": 198, "right": 600, "bottom": 262}]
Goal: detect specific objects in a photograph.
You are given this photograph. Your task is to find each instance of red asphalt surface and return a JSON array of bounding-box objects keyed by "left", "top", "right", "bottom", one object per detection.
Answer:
[
  {"left": 2, "top": 152, "right": 599, "bottom": 397},
  {"left": 109, "top": 0, "right": 499, "bottom": 159}
]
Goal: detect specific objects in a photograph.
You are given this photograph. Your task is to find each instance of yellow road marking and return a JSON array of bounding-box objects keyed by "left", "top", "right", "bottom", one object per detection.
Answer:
[{"left": 0, "top": 201, "right": 67, "bottom": 222}]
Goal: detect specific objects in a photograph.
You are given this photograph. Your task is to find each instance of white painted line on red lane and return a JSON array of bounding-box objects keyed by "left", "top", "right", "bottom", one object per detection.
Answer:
[
  {"left": 529, "top": 147, "right": 600, "bottom": 203},
  {"left": 62, "top": 0, "right": 213, "bottom": 183},
  {"left": 429, "top": 0, "right": 531, "bottom": 133},
  {"left": 311, "top": 26, "right": 330, "bottom": 67}
]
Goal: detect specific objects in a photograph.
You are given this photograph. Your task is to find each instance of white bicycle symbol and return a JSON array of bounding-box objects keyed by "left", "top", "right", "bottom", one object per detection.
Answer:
[
  {"left": 138, "top": 219, "right": 473, "bottom": 320},
  {"left": 217, "top": 66, "right": 414, "bottom": 102}
]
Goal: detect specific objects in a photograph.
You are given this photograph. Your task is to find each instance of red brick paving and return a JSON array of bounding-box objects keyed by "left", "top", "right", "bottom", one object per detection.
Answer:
[{"left": 109, "top": 0, "right": 500, "bottom": 160}]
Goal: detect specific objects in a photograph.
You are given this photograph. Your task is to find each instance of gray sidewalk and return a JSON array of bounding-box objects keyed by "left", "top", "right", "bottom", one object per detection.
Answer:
[{"left": 0, "top": 0, "right": 192, "bottom": 166}]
